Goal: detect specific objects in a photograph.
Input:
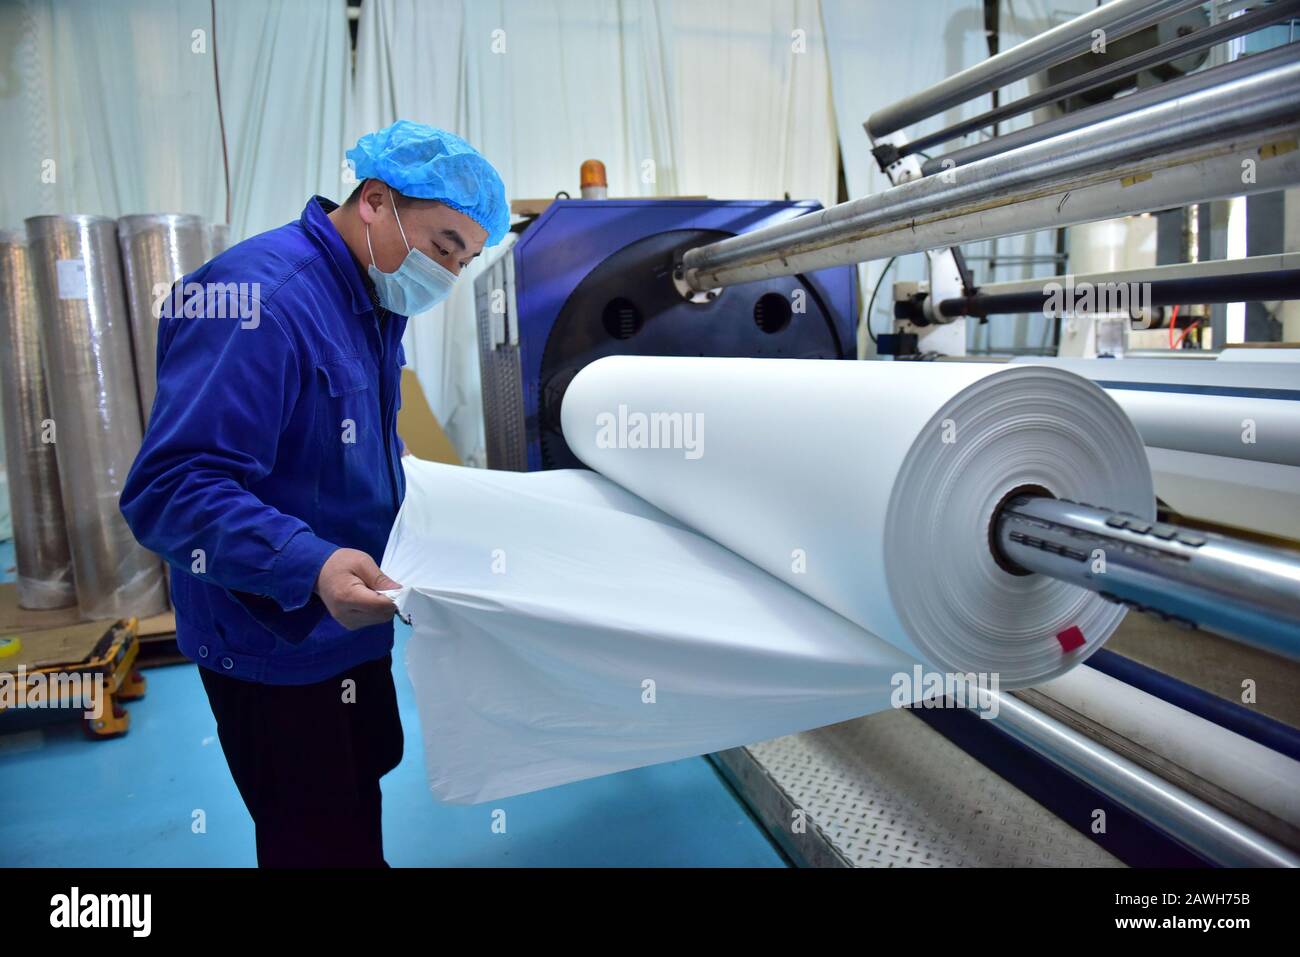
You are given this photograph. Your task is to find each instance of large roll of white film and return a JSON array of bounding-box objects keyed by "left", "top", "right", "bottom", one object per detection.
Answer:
[
  {"left": 385, "top": 357, "right": 1155, "bottom": 802},
  {"left": 561, "top": 357, "right": 1154, "bottom": 687}
]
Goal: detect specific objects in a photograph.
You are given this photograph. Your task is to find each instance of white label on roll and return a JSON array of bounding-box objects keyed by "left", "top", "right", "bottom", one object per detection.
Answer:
[{"left": 56, "top": 259, "right": 88, "bottom": 300}]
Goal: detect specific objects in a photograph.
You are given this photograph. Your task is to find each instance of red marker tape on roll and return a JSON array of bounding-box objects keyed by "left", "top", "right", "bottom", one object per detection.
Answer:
[{"left": 1056, "top": 625, "right": 1085, "bottom": 652}]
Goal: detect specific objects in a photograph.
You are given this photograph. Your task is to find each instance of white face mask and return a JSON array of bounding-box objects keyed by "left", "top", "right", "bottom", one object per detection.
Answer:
[{"left": 365, "top": 186, "right": 458, "bottom": 316}]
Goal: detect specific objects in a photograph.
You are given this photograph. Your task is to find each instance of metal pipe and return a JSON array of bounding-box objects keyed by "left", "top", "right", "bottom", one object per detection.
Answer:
[
  {"left": 921, "top": 40, "right": 1300, "bottom": 177},
  {"left": 683, "top": 58, "right": 1300, "bottom": 290},
  {"left": 971, "top": 251, "right": 1300, "bottom": 298},
  {"left": 935, "top": 267, "right": 1300, "bottom": 319},
  {"left": 1087, "top": 648, "right": 1300, "bottom": 763},
  {"left": 993, "top": 495, "right": 1300, "bottom": 661},
  {"left": 961, "top": 254, "right": 1068, "bottom": 263},
  {"left": 985, "top": 691, "right": 1300, "bottom": 867},
  {"left": 865, "top": 0, "right": 1205, "bottom": 137},
  {"left": 1033, "top": 666, "right": 1300, "bottom": 836},
  {"left": 906, "top": 5, "right": 1300, "bottom": 160}
]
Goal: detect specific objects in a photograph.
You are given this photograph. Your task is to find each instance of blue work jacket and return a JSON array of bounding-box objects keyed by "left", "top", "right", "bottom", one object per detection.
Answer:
[{"left": 121, "top": 196, "right": 408, "bottom": 685}]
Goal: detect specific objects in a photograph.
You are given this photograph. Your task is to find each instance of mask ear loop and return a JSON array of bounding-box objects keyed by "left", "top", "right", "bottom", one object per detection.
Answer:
[
  {"left": 387, "top": 186, "right": 412, "bottom": 254},
  {"left": 364, "top": 186, "right": 411, "bottom": 270}
]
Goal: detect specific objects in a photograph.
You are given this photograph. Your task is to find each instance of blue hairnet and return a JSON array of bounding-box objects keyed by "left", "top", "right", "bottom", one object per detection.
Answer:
[{"left": 347, "top": 120, "right": 510, "bottom": 246}]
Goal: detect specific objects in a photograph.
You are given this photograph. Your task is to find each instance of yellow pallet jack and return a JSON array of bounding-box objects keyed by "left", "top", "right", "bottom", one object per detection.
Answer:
[{"left": 0, "top": 617, "right": 146, "bottom": 739}]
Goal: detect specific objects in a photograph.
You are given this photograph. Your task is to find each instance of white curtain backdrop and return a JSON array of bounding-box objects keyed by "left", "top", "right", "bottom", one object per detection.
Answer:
[
  {"left": 0, "top": 0, "right": 350, "bottom": 515},
  {"left": 0, "top": 0, "right": 349, "bottom": 241},
  {"left": 351, "top": 0, "right": 838, "bottom": 464},
  {"left": 2, "top": 0, "right": 1104, "bottom": 467},
  {"left": 668, "top": 0, "right": 837, "bottom": 203}
]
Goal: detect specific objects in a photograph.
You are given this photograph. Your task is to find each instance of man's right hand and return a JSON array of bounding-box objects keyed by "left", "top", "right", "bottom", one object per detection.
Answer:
[{"left": 314, "top": 547, "right": 402, "bottom": 630}]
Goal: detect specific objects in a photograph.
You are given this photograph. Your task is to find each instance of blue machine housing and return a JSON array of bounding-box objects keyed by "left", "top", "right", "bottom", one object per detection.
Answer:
[{"left": 477, "top": 198, "right": 857, "bottom": 471}]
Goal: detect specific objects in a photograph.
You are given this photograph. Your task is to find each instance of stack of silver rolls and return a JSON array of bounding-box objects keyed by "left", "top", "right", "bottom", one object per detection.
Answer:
[
  {"left": 24, "top": 214, "right": 168, "bottom": 620},
  {"left": 208, "top": 223, "right": 230, "bottom": 256},
  {"left": 117, "top": 213, "right": 210, "bottom": 423},
  {"left": 0, "top": 230, "right": 77, "bottom": 609}
]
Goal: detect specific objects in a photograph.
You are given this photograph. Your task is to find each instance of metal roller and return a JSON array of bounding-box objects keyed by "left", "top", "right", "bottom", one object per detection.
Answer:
[
  {"left": 864, "top": 0, "right": 1204, "bottom": 138},
  {"left": 985, "top": 689, "right": 1300, "bottom": 868},
  {"left": 682, "top": 55, "right": 1300, "bottom": 290},
  {"left": 0, "top": 231, "right": 76, "bottom": 609},
  {"left": 933, "top": 267, "right": 1300, "bottom": 321},
  {"left": 920, "top": 38, "right": 1300, "bottom": 177},
  {"left": 117, "top": 213, "right": 210, "bottom": 423},
  {"left": 24, "top": 214, "right": 168, "bottom": 621},
  {"left": 993, "top": 494, "right": 1300, "bottom": 661}
]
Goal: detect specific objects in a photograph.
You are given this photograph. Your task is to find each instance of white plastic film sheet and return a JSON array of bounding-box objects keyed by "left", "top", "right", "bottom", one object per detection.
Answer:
[{"left": 382, "top": 357, "right": 1154, "bottom": 804}]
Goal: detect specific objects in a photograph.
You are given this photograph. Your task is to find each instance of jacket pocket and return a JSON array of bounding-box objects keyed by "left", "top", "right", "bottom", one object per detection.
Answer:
[
  {"left": 318, "top": 354, "right": 370, "bottom": 396},
  {"left": 313, "top": 355, "right": 390, "bottom": 540},
  {"left": 315, "top": 355, "right": 375, "bottom": 446}
]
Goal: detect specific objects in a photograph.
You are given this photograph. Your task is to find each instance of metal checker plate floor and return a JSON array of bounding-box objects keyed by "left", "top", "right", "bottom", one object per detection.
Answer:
[{"left": 745, "top": 709, "right": 1122, "bottom": 868}]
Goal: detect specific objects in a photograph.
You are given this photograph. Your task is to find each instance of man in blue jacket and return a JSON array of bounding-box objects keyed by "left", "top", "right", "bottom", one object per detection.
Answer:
[{"left": 121, "top": 121, "right": 510, "bottom": 867}]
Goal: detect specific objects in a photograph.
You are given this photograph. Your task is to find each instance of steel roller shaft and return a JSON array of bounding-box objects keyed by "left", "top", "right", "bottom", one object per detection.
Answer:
[{"left": 993, "top": 495, "right": 1300, "bottom": 660}]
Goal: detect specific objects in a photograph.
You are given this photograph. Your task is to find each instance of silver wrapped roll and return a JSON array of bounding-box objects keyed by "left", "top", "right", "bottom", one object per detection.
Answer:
[
  {"left": 0, "top": 230, "right": 76, "bottom": 609},
  {"left": 117, "top": 214, "right": 210, "bottom": 422},
  {"left": 24, "top": 215, "right": 168, "bottom": 620},
  {"left": 208, "top": 223, "right": 230, "bottom": 256}
]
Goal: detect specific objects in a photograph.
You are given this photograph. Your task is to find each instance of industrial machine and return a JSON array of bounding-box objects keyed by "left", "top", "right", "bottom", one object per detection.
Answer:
[
  {"left": 863, "top": 0, "right": 1300, "bottom": 358},
  {"left": 476, "top": 0, "right": 1300, "bottom": 867},
  {"left": 474, "top": 199, "right": 856, "bottom": 471},
  {"left": 670, "top": 1, "right": 1300, "bottom": 361},
  {"left": 672, "top": 0, "right": 1300, "bottom": 664}
]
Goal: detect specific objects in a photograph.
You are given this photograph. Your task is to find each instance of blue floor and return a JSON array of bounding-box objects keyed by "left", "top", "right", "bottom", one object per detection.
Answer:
[{"left": 0, "top": 541, "right": 784, "bottom": 867}]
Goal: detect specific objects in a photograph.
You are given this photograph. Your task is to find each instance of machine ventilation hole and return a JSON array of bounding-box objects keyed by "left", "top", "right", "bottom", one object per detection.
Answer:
[
  {"left": 602, "top": 298, "right": 643, "bottom": 340},
  {"left": 754, "top": 292, "right": 792, "bottom": 334}
]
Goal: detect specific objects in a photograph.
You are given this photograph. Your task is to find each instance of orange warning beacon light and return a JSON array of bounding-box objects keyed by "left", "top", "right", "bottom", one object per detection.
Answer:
[{"left": 580, "top": 159, "right": 608, "bottom": 200}]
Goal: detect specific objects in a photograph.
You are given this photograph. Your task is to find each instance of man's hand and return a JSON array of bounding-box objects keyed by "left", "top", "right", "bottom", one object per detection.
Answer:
[{"left": 314, "top": 547, "right": 402, "bottom": 630}]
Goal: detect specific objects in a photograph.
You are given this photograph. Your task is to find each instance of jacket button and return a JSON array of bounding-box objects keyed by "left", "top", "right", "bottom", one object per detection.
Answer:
[
  {"left": 221, "top": 657, "right": 234, "bottom": 670},
  {"left": 198, "top": 645, "right": 209, "bottom": 658}
]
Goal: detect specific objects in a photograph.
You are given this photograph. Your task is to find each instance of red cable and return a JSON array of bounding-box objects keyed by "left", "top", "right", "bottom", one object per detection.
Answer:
[
  {"left": 1173, "top": 318, "right": 1200, "bottom": 351},
  {"left": 1168, "top": 303, "right": 1180, "bottom": 349}
]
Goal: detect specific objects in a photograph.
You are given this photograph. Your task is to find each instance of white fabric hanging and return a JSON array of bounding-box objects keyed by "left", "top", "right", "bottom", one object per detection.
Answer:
[
  {"left": 0, "top": 0, "right": 350, "bottom": 242},
  {"left": 349, "top": 0, "right": 841, "bottom": 463},
  {"left": 350, "top": 0, "right": 678, "bottom": 464},
  {"left": 384, "top": 357, "right": 1154, "bottom": 803}
]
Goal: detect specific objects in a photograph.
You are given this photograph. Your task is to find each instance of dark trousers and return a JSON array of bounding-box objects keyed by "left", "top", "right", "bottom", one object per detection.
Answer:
[{"left": 198, "top": 654, "right": 404, "bottom": 868}]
